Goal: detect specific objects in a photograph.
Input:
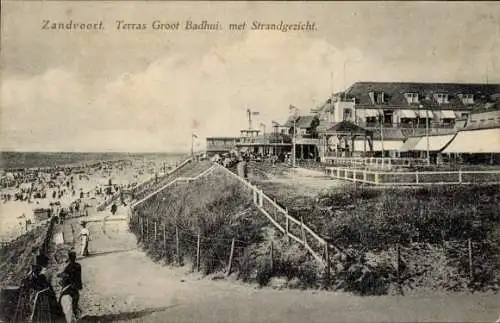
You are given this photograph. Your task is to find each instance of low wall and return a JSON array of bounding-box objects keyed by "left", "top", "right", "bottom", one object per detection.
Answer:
[{"left": 0, "top": 217, "right": 56, "bottom": 321}]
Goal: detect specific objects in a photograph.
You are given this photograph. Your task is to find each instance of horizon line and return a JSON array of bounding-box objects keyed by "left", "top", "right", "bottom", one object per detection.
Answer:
[{"left": 0, "top": 149, "right": 191, "bottom": 154}]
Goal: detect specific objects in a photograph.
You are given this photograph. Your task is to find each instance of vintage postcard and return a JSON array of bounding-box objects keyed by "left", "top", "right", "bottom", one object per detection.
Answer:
[{"left": 0, "top": 1, "right": 499, "bottom": 323}]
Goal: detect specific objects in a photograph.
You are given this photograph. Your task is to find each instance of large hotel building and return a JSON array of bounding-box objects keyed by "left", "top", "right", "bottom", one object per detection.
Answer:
[{"left": 206, "top": 82, "right": 500, "bottom": 164}]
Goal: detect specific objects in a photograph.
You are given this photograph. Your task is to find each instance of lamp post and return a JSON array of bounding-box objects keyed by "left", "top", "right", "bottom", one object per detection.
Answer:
[
  {"left": 378, "top": 107, "right": 385, "bottom": 160},
  {"left": 289, "top": 105, "right": 299, "bottom": 168},
  {"left": 420, "top": 104, "right": 430, "bottom": 165}
]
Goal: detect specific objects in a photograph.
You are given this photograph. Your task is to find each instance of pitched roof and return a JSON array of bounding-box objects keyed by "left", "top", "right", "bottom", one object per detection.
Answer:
[
  {"left": 343, "top": 82, "right": 500, "bottom": 109},
  {"left": 324, "top": 121, "right": 372, "bottom": 136},
  {"left": 283, "top": 115, "right": 317, "bottom": 128},
  {"left": 317, "top": 120, "right": 336, "bottom": 132}
]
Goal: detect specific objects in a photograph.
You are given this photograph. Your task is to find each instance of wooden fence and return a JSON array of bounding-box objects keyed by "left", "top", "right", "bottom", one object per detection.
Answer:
[
  {"left": 128, "top": 159, "right": 335, "bottom": 273},
  {"left": 324, "top": 166, "right": 500, "bottom": 186},
  {"left": 130, "top": 164, "right": 218, "bottom": 210},
  {"left": 323, "top": 157, "right": 428, "bottom": 169},
  {"left": 214, "top": 164, "right": 336, "bottom": 273},
  {"left": 96, "top": 156, "right": 196, "bottom": 212}
]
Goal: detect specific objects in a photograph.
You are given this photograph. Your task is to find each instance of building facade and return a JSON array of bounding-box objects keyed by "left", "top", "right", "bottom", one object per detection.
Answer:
[{"left": 313, "top": 82, "right": 500, "bottom": 159}]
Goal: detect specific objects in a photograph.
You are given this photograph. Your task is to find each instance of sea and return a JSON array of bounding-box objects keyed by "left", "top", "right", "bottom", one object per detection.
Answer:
[{"left": 0, "top": 151, "right": 187, "bottom": 170}]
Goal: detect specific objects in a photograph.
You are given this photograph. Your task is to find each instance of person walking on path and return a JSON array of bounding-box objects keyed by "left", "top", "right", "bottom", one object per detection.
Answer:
[
  {"left": 79, "top": 221, "right": 90, "bottom": 257},
  {"left": 57, "top": 251, "right": 83, "bottom": 323}
]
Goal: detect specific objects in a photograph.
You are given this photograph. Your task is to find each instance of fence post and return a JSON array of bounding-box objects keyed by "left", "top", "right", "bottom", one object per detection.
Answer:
[
  {"left": 363, "top": 170, "right": 367, "bottom": 183},
  {"left": 300, "top": 216, "right": 307, "bottom": 246},
  {"left": 196, "top": 228, "right": 201, "bottom": 272},
  {"left": 285, "top": 209, "right": 290, "bottom": 243},
  {"left": 259, "top": 190, "right": 264, "bottom": 207},
  {"left": 163, "top": 223, "right": 167, "bottom": 259},
  {"left": 468, "top": 238, "right": 473, "bottom": 281},
  {"left": 396, "top": 243, "right": 401, "bottom": 295},
  {"left": 375, "top": 173, "right": 380, "bottom": 185},
  {"left": 324, "top": 243, "right": 330, "bottom": 286},
  {"left": 458, "top": 169, "right": 463, "bottom": 183},
  {"left": 415, "top": 171, "right": 419, "bottom": 184},
  {"left": 270, "top": 241, "right": 274, "bottom": 272},
  {"left": 353, "top": 169, "right": 356, "bottom": 182},
  {"left": 154, "top": 221, "right": 157, "bottom": 241},
  {"left": 336, "top": 168, "right": 340, "bottom": 178},
  {"left": 226, "top": 238, "right": 235, "bottom": 277},
  {"left": 140, "top": 217, "right": 144, "bottom": 240},
  {"left": 145, "top": 218, "right": 149, "bottom": 243},
  {"left": 176, "top": 225, "right": 181, "bottom": 265}
]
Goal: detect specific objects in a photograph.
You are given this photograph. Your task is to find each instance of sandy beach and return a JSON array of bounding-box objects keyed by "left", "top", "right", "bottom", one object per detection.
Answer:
[{"left": 0, "top": 154, "right": 184, "bottom": 241}]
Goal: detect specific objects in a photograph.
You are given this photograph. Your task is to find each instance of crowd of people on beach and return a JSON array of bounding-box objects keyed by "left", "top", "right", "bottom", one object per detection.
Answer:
[{"left": 0, "top": 159, "right": 160, "bottom": 242}]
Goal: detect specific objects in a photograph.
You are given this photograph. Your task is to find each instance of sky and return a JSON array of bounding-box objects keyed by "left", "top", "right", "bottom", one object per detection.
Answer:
[{"left": 1, "top": 1, "right": 499, "bottom": 152}]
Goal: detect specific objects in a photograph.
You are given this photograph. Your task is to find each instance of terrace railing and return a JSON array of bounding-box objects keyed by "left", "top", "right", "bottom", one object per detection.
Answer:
[
  {"left": 324, "top": 166, "right": 500, "bottom": 186},
  {"left": 323, "top": 157, "right": 428, "bottom": 170}
]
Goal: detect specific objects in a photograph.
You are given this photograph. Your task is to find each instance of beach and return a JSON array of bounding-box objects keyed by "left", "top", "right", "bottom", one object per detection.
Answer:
[{"left": 0, "top": 152, "right": 185, "bottom": 241}]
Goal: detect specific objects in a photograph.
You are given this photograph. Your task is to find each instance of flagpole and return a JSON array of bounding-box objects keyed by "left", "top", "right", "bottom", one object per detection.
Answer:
[
  {"left": 191, "top": 133, "right": 194, "bottom": 158},
  {"left": 247, "top": 109, "right": 252, "bottom": 130},
  {"left": 290, "top": 106, "right": 298, "bottom": 168}
]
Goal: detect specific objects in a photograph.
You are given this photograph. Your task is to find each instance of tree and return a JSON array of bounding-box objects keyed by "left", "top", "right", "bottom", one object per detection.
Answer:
[{"left": 309, "top": 116, "right": 321, "bottom": 138}]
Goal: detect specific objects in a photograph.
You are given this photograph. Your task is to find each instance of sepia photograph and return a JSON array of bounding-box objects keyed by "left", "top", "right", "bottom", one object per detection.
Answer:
[{"left": 0, "top": 1, "right": 499, "bottom": 322}]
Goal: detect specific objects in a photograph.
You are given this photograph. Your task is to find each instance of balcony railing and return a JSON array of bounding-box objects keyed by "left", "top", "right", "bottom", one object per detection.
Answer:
[{"left": 359, "top": 122, "right": 455, "bottom": 129}]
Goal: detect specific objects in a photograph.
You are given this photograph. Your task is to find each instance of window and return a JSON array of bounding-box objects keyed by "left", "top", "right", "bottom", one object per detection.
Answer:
[
  {"left": 459, "top": 94, "right": 474, "bottom": 104},
  {"left": 375, "top": 92, "right": 385, "bottom": 104},
  {"left": 343, "top": 108, "right": 352, "bottom": 120},
  {"left": 434, "top": 93, "right": 449, "bottom": 104},
  {"left": 405, "top": 92, "right": 419, "bottom": 104}
]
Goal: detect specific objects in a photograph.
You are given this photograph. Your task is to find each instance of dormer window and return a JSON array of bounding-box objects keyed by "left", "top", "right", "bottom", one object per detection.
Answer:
[
  {"left": 434, "top": 93, "right": 449, "bottom": 104},
  {"left": 375, "top": 92, "right": 385, "bottom": 104},
  {"left": 368, "top": 91, "right": 385, "bottom": 104},
  {"left": 405, "top": 92, "right": 419, "bottom": 104},
  {"left": 458, "top": 94, "right": 474, "bottom": 105}
]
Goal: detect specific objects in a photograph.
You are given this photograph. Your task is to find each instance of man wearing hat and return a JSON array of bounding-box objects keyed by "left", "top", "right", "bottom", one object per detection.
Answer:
[
  {"left": 57, "top": 251, "right": 82, "bottom": 322},
  {"left": 79, "top": 221, "right": 90, "bottom": 257}
]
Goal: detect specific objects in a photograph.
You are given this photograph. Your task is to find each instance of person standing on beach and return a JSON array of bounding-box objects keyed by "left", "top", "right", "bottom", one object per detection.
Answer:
[{"left": 79, "top": 221, "right": 90, "bottom": 257}]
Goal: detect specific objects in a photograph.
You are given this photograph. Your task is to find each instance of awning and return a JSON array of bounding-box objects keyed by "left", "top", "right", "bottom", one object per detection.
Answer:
[
  {"left": 353, "top": 140, "right": 403, "bottom": 151},
  {"left": 440, "top": 110, "right": 456, "bottom": 119},
  {"left": 417, "top": 110, "right": 433, "bottom": 118},
  {"left": 362, "top": 109, "right": 380, "bottom": 117},
  {"left": 398, "top": 109, "right": 417, "bottom": 118},
  {"left": 399, "top": 137, "right": 421, "bottom": 152},
  {"left": 442, "top": 128, "right": 500, "bottom": 153},
  {"left": 412, "top": 134, "right": 456, "bottom": 152}
]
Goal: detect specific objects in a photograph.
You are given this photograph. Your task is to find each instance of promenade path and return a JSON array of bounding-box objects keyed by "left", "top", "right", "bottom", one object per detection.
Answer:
[{"left": 54, "top": 209, "right": 500, "bottom": 323}]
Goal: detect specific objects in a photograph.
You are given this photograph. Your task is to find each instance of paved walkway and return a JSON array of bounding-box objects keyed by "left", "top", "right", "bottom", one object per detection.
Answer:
[{"left": 59, "top": 211, "right": 499, "bottom": 323}]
